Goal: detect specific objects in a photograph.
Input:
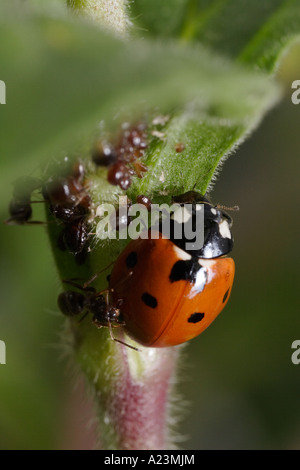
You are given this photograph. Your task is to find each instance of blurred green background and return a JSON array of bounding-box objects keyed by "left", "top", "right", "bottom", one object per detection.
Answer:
[
  {"left": 180, "top": 45, "right": 300, "bottom": 450},
  {"left": 0, "top": 34, "right": 300, "bottom": 451}
]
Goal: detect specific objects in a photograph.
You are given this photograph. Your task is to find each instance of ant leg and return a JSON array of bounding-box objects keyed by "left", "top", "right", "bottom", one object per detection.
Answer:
[
  {"left": 27, "top": 220, "right": 48, "bottom": 225},
  {"left": 62, "top": 279, "right": 96, "bottom": 293},
  {"left": 107, "top": 320, "right": 140, "bottom": 352},
  {"left": 83, "top": 261, "right": 115, "bottom": 289},
  {"left": 79, "top": 311, "right": 89, "bottom": 323},
  {"left": 93, "top": 287, "right": 111, "bottom": 298},
  {"left": 3, "top": 218, "right": 48, "bottom": 226}
]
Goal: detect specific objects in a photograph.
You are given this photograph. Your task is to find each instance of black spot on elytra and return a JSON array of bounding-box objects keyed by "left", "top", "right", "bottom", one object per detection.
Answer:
[
  {"left": 141, "top": 292, "right": 157, "bottom": 309},
  {"left": 169, "top": 259, "right": 201, "bottom": 283},
  {"left": 188, "top": 312, "right": 205, "bottom": 323},
  {"left": 126, "top": 251, "right": 138, "bottom": 269},
  {"left": 223, "top": 288, "right": 230, "bottom": 303}
]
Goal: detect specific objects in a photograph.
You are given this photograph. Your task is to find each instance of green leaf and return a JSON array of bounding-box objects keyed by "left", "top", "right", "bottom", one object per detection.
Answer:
[
  {"left": 130, "top": 0, "right": 187, "bottom": 38},
  {"left": 0, "top": 2, "right": 281, "bottom": 209}
]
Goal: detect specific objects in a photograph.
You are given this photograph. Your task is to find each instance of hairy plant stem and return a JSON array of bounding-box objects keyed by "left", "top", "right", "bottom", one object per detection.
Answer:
[
  {"left": 70, "top": 318, "right": 183, "bottom": 449},
  {"left": 47, "top": 165, "right": 184, "bottom": 449},
  {"left": 42, "top": 4, "right": 185, "bottom": 449},
  {"left": 67, "top": 0, "right": 130, "bottom": 35}
]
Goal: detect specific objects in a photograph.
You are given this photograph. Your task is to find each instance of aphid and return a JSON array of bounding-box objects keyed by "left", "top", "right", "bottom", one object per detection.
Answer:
[
  {"left": 136, "top": 194, "right": 152, "bottom": 210},
  {"left": 175, "top": 142, "right": 185, "bottom": 153},
  {"left": 95, "top": 122, "right": 149, "bottom": 190},
  {"left": 61, "top": 218, "right": 90, "bottom": 255},
  {"left": 43, "top": 158, "right": 92, "bottom": 256},
  {"left": 107, "top": 162, "right": 132, "bottom": 190},
  {"left": 92, "top": 142, "right": 117, "bottom": 167}
]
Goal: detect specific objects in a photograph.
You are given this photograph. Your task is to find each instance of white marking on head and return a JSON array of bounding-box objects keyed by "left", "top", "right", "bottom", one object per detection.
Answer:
[
  {"left": 219, "top": 220, "right": 231, "bottom": 239},
  {"left": 172, "top": 206, "right": 192, "bottom": 224},
  {"left": 199, "top": 243, "right": 215, "bottom": 258},
  {"left": 173, "top": 245, "right": 192, "bottom": 260},
  {"left": 211, "top": 208, "right": 217, "bottom": 215}
]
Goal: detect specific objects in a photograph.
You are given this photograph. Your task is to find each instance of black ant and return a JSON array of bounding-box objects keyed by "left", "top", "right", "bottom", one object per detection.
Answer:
[
  {"left": 59, "top": 218, "right": 90, "bottom": 256},
  {"left": 58, "top": 280, "right": 139, "bottom": 351},
  {"left": 43, "top": 159, "right": 92, "bottom": 257},
  {"left": 43, "top": 161, "right": 91, "bottom": 219},
  {"left": 5, "top": 159, "right": 93, "bottom": 261},
  {"left": 4, "top": 177, "right": 44, "bottom": 225},
  {"left": 6, "top": 199, "right": 33, "bottom": 225}
]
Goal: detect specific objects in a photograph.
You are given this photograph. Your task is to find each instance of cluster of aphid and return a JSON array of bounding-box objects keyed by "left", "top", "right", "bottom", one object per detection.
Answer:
[{"left": 92, "top": 122, "right": 148, "bottom": 190}]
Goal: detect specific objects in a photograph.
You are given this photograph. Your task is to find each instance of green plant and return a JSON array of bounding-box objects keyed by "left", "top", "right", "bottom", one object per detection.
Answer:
[{"left": 1, "top": 0, "right": 300, "bottom": 450}]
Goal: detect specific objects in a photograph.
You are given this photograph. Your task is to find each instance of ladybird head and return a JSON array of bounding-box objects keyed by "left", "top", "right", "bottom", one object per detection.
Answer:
[{"left": 166, "top": 192, "right": 234, "bottom": 259}]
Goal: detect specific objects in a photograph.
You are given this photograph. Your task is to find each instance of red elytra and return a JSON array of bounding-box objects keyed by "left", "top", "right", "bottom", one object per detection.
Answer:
[{"left": 109, "top": 232, "right": 235, "bottom": 348}]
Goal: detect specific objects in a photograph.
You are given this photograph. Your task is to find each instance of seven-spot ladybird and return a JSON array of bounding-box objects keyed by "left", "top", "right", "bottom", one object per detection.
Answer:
[
  {"left": 108, "top": 193, "right": 235, "bottom": 347},
  {"left": 58, "top": 192, "right": 235, "bottom": 349}
]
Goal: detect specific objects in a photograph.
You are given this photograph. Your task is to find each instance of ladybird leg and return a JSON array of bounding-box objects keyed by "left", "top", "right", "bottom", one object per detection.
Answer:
[
  {"left": 107, "top": 319, "right": 140, "bottom": 352},
  {"left": 109, "top": 270, "right": 133, "bottom": 291},
  {"left": 83, "top": 259, "right": 134, "bottom": 291}
]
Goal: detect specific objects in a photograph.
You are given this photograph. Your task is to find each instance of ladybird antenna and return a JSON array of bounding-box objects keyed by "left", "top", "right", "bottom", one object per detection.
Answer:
[{"left": 216, "top": 204, "right": 239, "bottom": 212}]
